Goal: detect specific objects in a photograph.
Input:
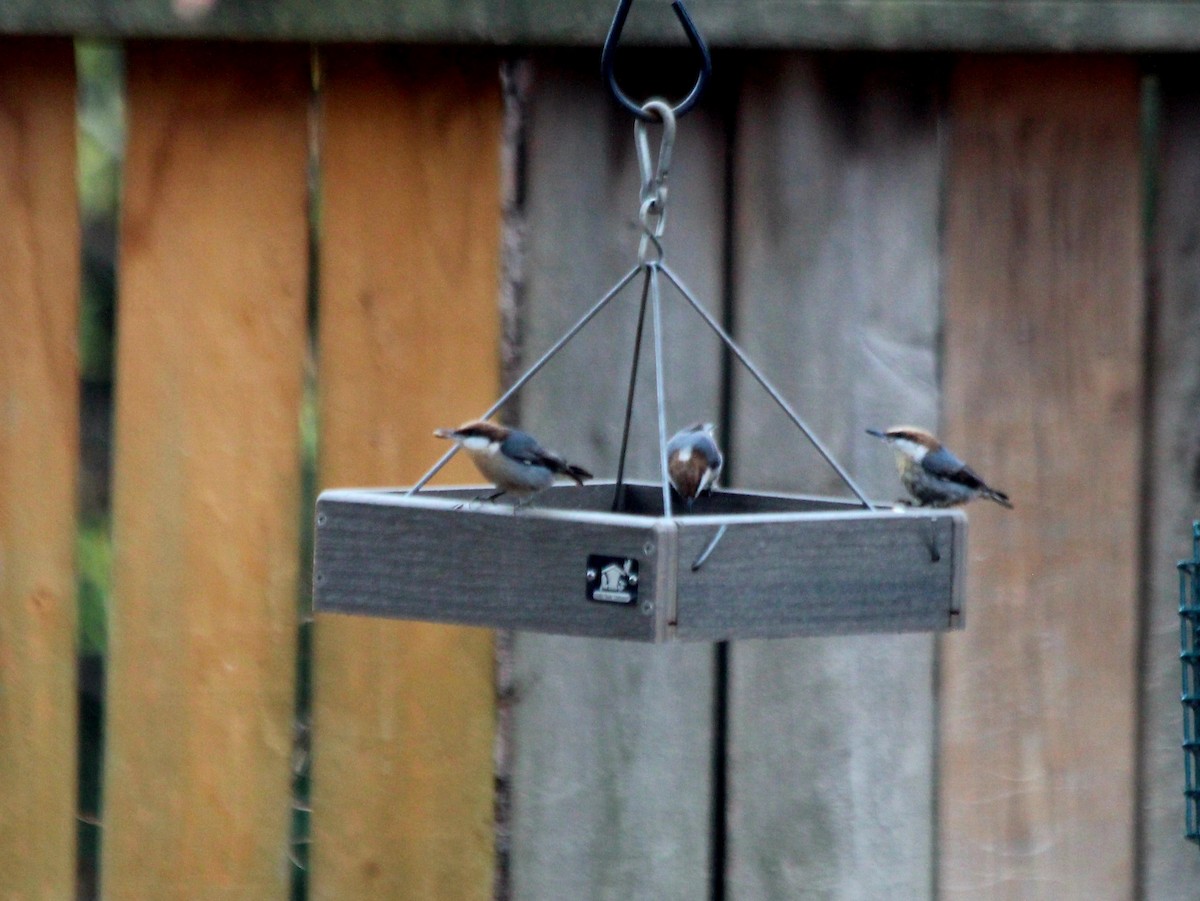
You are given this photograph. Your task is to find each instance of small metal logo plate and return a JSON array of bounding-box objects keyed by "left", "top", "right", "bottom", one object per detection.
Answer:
[{"left": 586, "top": 555, "right": 639, "bottom": 605}]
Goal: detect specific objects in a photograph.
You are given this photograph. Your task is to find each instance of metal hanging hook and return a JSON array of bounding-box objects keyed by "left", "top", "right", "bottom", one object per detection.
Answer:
[
  {"left": 635, "top": 99, "right": 675, "bottom": 264},
  {"left": 601, "top": 0, "right": 712, "bottom": 122}
]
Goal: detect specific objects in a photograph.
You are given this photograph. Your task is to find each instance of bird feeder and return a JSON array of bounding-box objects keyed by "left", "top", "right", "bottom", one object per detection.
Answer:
[{"left": 312, "top": 0, "right": 968, "bottom": 642}]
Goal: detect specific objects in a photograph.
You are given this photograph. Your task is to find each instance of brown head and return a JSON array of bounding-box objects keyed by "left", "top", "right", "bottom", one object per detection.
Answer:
[
  {"left": 866, "top": 425, "right": 942, "bottom": 461},
  {"left": 433, "top": 419, "right": 509, "bottom": 444}
]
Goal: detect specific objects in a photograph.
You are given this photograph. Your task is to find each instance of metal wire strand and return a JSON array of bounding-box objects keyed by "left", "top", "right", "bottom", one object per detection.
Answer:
[
  {"left": 408, "top": 265, "right": 642, "bottom": 494},
  {"left": 649, "top": 264, "right": 674, "bottom": 519},
  {"left": 611, "top": 268, "right": 653, "bottom": 512},
  {"left": 659, "top": 263, "right": 875, "bottom": 510}
]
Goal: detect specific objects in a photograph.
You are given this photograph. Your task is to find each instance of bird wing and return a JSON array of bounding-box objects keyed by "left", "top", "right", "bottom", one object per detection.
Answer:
[
  {"left": 699, "top": 434, "right": 723, "bottom": 470},
  {"left": 922, "top": 446, "right": 990, "bottom": 491},
  {"left": 501, "top": 430, "right": 559, "bottom": 468},
  {"left": 502, "top": 431, "right": 592, "bottom": 482}
]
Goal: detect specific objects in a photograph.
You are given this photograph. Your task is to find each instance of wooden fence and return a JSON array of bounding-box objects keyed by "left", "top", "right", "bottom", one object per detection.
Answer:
[{"left": 2, "top": 4, "right": 1200, "bottom": 899}]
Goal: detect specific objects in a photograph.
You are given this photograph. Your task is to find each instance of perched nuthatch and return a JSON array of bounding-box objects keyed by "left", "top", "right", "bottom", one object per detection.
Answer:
[
  {"left": 866, "top": 425, "right": 1012, "bottom": 509},
  {"left": 434, "top": 419, "right": 592, "bottom": 503},
  {"left": 667, "top": 422, "right": 723, "bottom": 511}
]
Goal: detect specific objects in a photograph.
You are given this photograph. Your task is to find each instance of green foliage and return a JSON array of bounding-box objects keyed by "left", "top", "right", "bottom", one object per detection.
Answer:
[
  {"left": 77, "top": 40, "right": 123, "bottom": 382},
  {"left": 76, "top": 41, "right": 123, "bottom": 218},
  {"left": 76, "top": 520, "right": 110, "bottom": 657}
]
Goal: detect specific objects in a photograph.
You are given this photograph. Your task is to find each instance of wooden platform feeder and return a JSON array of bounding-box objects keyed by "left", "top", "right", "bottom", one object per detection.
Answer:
[
  {"left": 312, "top": 15, "right": 969, "bottom": 643},
  {"left": 313, "top": 481, "right": 965, "bottom": 642}
]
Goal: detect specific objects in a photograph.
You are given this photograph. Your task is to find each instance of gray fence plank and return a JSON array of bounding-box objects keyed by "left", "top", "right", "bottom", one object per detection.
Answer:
[
  {"left": 10, "top": 1, "right": 1200, "bottom": 50},
  {"left": 508, "top": 56, "right": 726, "bottom": 899},
  {"left": 725, "top": 55, "right": 945, "bottom": 899},
  {"left": 1141, "top": 69, "right": 1200, "bottom": 899}
]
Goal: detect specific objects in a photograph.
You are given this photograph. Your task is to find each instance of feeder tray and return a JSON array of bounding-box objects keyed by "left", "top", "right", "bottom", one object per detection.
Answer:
[{"left": 314, "top": 482, "right": 965, "bottom": 642}]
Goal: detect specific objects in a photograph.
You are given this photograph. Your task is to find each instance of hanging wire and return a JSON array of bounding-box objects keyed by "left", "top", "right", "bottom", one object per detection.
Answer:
[
  {"left": 407, "top": 266, "right": 640, "bottom": 495},
  {"left": 611, "top": 271, "right": 653, "bottom": 512},
  {"left": 649, "top": 264, "right": 674, "bottom": 519},
  {"left": 660, "top": 264, "right": 876, "bottom": 510},
  {"left": 412, "top": 3, "right": 875, "bottom": 518},
  {"left": 611, "top": 99, "right": 678, "bottom": 512}
]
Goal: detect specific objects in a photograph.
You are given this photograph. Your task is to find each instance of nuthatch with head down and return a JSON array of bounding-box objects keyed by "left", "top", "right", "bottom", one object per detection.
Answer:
[
  {"left": 866, "top": 425, "right": 1012, "bottom": 509},
  {"left": 667, "top": 422, "right": 723, "bottom": 511},
  {"left": 434, "top": 419, "right": 592, "bottom": 504}
]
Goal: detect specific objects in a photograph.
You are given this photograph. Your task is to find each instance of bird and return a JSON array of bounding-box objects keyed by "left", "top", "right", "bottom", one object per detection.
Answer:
[
  {"left": 433, "top": 419, "right": 592, "bottom": 505},
  {"left": 666, "top": 422, "right": 723, "bottom": 511},
  {"left": 866, "top": 425, "right": 1012, "bottom": 509}
]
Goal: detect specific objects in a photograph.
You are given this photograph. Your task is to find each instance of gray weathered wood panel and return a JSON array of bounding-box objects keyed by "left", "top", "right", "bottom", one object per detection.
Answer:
[
  {"left": 313, "top": 485, "right": 964, "bottom": 640},
  {"left": 9, "top": 1, "right": 1200, "bottom": 50},
  {"left": 673, "top": 510, "right": 964, "bottom": 639},
  {"left": 1140, "top": 68, "right": 1200, "bottom": 899},
  {"left": 725, "top": 54, "right": 945, "bottom": 899},
  {"left": 314, "top": 488, "right": 672, "bottom": 641},
  {"left": 507, "top": 56, "right": 724, "bottom": 899}
]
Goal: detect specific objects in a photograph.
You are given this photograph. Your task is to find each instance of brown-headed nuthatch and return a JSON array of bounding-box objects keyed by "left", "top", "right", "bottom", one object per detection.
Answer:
[
  {"left": 667, "top": 422, "right": 723, "bottom": 511},
  {"left": 434, "top": 420, "right": 592, "bottom": 504},
  {"left": 866, "top": 425, "right": 1012, "bottom": 509}
]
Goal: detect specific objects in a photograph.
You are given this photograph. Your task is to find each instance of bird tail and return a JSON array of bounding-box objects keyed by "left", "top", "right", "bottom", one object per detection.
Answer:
[
  {"left": 562, "top": 463, "right": 592, "bottom": 486},
  {"left": 984, "top": 488, "right": 1013, "bottom": 509}
]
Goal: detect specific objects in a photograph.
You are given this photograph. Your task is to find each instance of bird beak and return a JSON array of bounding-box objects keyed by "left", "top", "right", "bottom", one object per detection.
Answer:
[
  {"left": 865, "top": 428, "right": 886, "bottom": 440},
  {"left": 433, "top": 428, "right": 457, "bottom": 440}
]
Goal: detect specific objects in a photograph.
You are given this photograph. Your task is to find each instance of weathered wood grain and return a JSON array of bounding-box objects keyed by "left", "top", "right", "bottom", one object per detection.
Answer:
[
  {"left": 726, "top": 54, "right": 945, "bottom": 899},
  {"left": 508, "top": 55, "right": 724, "bottom": 899},
  {"left": 1139, "top": 66, "right": 1200, "bottom": 899},
  {"left": 315, "top": 489, "right": 671, "bottom": 641},
  {"left": 102, "top": 43, "right": 309, "bottom": 898},
  {"left": 310, "top": 47, "right": 502, "bottom": 901},
  {"left": 939, "top": 56, "right": 1143, "bottom": 898},
  {"left": 3, "top": 1, "right": 1200, "bottom": 50},
  {"left": 674, "top": 511, "right": 963, "bottom": 639},
  {"left": 0, "top": 37, "right": 79, "bottom": 900}
]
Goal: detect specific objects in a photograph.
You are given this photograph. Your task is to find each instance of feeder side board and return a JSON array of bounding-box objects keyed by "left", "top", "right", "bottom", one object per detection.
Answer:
[
  {"left": 673, "top": 512, "right": 963, "bottom": 640},
  {"left": 315, "top": 494, "right": 671, "bottom": 642}
]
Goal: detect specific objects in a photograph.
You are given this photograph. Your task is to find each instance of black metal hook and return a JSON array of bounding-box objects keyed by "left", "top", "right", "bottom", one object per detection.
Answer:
[{"left": 601, "top": 0, "right": 712, "bottom": 121}]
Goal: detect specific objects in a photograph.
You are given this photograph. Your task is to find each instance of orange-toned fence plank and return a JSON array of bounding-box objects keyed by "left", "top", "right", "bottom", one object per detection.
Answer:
[
  {"left": 311, "top": 48, "right": 501, "bottom": 900},
  {"left": 0, "top": 37, "right": 80, "bottom": 900},
  {"left": 939, "top": 56, "right": 1143, "bottom": 898},
  {"left": 102, "top": 43, "right": 310, "bottom": 898}
]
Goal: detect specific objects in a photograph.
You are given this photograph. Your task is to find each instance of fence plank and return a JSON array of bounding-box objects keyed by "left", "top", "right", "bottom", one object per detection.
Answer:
[
  {"left": 726, "top": 55, "right": 944, "bottom": 899},
  {"left": 102, "top": 43, "right": 309, "bottom": 898},
  {"left": 1140, "top": 67, "right": 1200, "bottom": 899},
  {"left": 508, "top": 56, "right": 725, "bottom": 899},
  {"left": 311, "top": 48, "right": 501, "bottom": 901},
  {"left": 939, "top": 56, "right": 1143, "bottom": 898},
  {"left": 0, "top": 37, "right": 79, "bottom": 900}
]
